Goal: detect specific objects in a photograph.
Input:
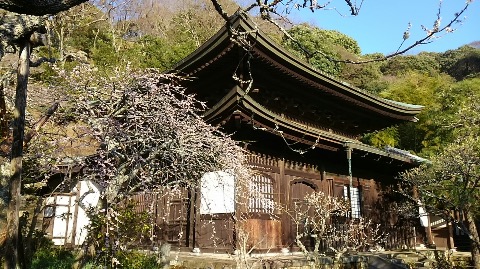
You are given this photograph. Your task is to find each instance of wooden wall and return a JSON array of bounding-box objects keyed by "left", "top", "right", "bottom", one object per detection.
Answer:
[
  {"left": 241, "top": 219, "right": 282, "bottom": 250},
  {"left": 196, "top": 214, "right": 235, "bottom": 251},
  {"left": 126, "top": 154, "right": 417, "bottom": 252},
  {"left": 243, "top": 154, "right": 416, "bottom": 252}
]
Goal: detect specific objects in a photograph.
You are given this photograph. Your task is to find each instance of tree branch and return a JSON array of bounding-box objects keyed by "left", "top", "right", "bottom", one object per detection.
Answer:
[
  {"left": 29, "top": 57, "right": 55, "bottom": 67},
  {"left": 343, "top": 0, "right": 362, "bottom": 15},
  {"left": 209, "top": 0, "right": 230, "bottom": 22},
  {"left": 225, "top": 0, "right": 471, "bottom": 64},
  {"left": 23, "top": 102, "right": 59, "bottom": 149}
]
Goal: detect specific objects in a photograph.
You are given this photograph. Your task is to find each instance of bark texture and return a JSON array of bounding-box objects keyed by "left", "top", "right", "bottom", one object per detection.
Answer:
[
  {"left": 0, "top": 0, "right": 87, "bottom": 15},
  {"left": 3, "top": 39, "right": 29, "bottom": 269},
  {"left": 0, "top": 82, "right": 7, "bottom": 138},
  {"left": 466, "top": 212, "right": 480, "bottom": 269}
]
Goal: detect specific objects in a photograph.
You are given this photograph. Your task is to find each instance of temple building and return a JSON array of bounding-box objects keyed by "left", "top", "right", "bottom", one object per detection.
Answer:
[{"left": 163, "top": 12, "right": 426, "bottom": 252}]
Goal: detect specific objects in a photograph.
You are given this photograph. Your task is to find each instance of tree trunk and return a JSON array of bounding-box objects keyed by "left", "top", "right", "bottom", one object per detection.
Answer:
[
  {"left": 466, "top": 211, "right": 480, "bottom": 269},
  {"left": 4, "top": 39, "right": 30, "bottom": 269},
  {"left": 0, "top": 83, "right": 7, "bottom": 138},
  {"left": 58, "top": 27, "right": 65, "bottom": 68}
]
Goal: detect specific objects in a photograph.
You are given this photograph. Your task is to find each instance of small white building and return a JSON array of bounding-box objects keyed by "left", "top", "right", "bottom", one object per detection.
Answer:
[{"left": 43, "top": 180, "right": 101, "bottom": 246}]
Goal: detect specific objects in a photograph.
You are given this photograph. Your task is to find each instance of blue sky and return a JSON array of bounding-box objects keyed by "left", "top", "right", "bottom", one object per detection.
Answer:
[{"left": 277, "top": 0, "right": 479, "bottom": 55}]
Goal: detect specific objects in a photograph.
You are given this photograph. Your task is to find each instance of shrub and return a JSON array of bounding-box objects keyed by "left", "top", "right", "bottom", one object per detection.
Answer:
[
  {"left": 117, "top": 251, "right": 159, "bottom": 269},
  {"left": 30, "top": 246, "right": 75, "bottom": 269}
]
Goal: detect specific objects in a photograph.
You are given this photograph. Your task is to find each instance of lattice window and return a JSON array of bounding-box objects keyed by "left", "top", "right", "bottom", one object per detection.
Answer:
[
  {"left": 249, "top": 175, "right": 274, "bottom": 214},
  {"left": 344, "top": 185, "right": 361, "bottom": 218}
]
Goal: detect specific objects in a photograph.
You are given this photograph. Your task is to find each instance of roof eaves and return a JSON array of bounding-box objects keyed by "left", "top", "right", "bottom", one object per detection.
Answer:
[
  {"left": 349, "top": 142, "right": 427, "bottom": 164},
  {"left": 242, "top": 94, "right": 425, "bottom": 164},
  {"left": 204, "top": 86, "right": 424, "bottom": 165},
  {"left": 232, "top": 13, "right": 423, "bottom": 116}
]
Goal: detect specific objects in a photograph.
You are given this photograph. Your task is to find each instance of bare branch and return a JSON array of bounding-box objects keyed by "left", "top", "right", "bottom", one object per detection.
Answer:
[
  {"left": 343, "top": 0, "right": 362, "bottom": 15},
  {"left": 29, "top": 57, "right": 55, "bottom": 67},
  {"left": 23, "top": 102, "right": 59, "bottom": 149},
  {"left": 382, "top": 2, "right": 470, "bottom": 62},
  {"left": 50, "top": 64, "right": 250, "bottom": 204},
  {"left": 222, "top": 0, "right": 471, "bottom": 64},
  {"left": 209, "top": 0, "right": 230, "bottom": 22}
]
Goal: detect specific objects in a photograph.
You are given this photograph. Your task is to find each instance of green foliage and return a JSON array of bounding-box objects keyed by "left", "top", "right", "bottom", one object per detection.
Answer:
[
  {"left": 116, "top": 251, "right": 159, "bottom": 269},
  {"left": 89, "top": 37, "right": 121, "bottom": 68},
  {"left": 44, "top": 5, "right": 203, "bottom": 72},
  {"left": 395, "top": 77, "right": 480, "bottom": 157},
  {"left": 27, "top": 243, "right": 148, "bottom": 269},
  {"left": 380, "top": 71, "right": 452, "bottom": 106},
  {"left": 78, "top": 199, "right": 166, "bottom": 268},
  {"left": 124, "top": 35, "right": 196, "bottom": 70},
  {"left": 363, "top": 72, "right": 454, "bottom": 154},
  {"left": 282, "top": 24, "right": 360, "bottom": 76},
  {"left": 401, "top": 136, "right": 480, "bottom": 216},
  {"left": 366, "top": 47, "right": 480, "bottom": 155},
  {"left": 51, "top": 3, "right": 110, "bottom": 52},
  {"left": 340, "top": 54, "right": 386, "bottom": 94},
  {"left": 355, "top": 50, "right": 480, "bottom": 155},
  {"left": 434, "top": 78, "right": 480, "bottom": 140},
  {"left": 440, "top": 45, "right": 480, "bottom": 80},
  {"left": 361, "top": 127, "right": 398, "bottom": 149},
  {"left": 169, "top": 9, "right": 218, "bottom": 45},
  {"left": 79, "top": 251, "right": 159, "bottom": 269},
  {"left": 30, "top": 63, "right": 59, "bottom": 83},
  {"left": 399, "top": 136, "right": 480, "bottom": 267},
  {"left": 30, "top": 246, "right": 76, "bottom": 269},
  {"left": 380, "top": 52, "right": 440, "bottom": 76}
]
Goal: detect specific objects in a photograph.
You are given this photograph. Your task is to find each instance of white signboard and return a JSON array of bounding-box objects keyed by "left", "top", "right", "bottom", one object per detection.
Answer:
[
  {"left": 200, "top": 171, "right": 235, "bottom": 214},
  {"left": 418, "top": 202, "right": 429, "bottom": 227}
]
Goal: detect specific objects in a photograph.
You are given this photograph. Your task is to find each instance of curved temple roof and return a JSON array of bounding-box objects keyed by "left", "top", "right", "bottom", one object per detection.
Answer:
[
  {"left": 172, "top": 12, "right": 423, "bottom": 125},
  {"left": 171, "top": 12, "right": 424, "bottom": 166}
]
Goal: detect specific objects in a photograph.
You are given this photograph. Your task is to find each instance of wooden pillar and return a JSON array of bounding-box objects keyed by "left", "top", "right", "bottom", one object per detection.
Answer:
[
  {"left": 186, "top": 187, "right": 196, "bottom": 248},
  {"left": 327, "top": 177, "right": 333, "bottom": 197},
  {"left": 345, "top": 145, "right": 353, "bottom": 191},
  {"left": 71, "top": 181, "right": 82, "bottom": 246},
  {"left": 446, "top": 210, "right": 455, "bottom": 250},
  {"left": 279, "top": 158, "right": 290, "bottom": 248},
  {"left": 194, "top": 185, "right": 201, "bottom": 248},
  {"left": 426, "top": 216, "right": 434, "bottom": 246},
  {"left": 278, "top": 159, "right": 286, "bottom": 209}
]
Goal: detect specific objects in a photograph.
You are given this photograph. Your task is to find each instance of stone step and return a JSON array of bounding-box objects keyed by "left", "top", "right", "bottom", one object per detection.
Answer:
[{"left": 382, "top": 252, "right": 436, "bottom": 269}]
